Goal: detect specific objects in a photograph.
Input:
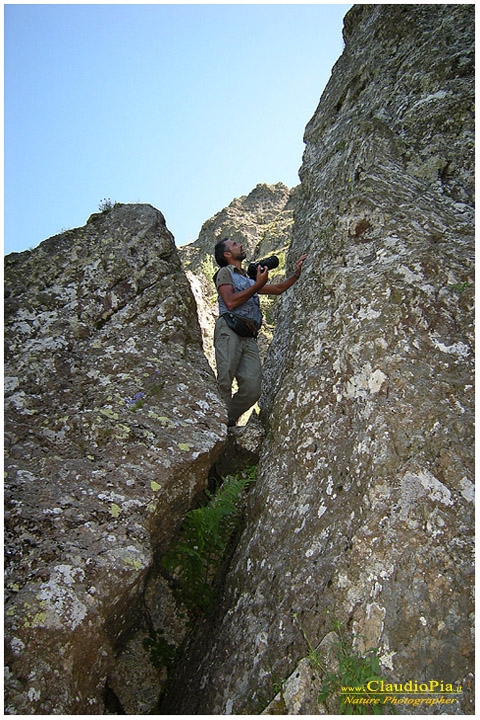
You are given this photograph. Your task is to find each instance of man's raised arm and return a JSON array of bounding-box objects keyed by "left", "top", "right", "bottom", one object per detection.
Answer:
[
  {"left": 258, "top": 254, "right": 307, "bottom": 296},
  {"left": 218, "top": 266, "right": 269, "bottom": 310}
]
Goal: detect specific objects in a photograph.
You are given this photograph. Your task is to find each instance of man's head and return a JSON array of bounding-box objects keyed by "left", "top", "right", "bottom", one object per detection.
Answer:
[{"left": 214, "top": 238, "right": 246, "bottom": 267}]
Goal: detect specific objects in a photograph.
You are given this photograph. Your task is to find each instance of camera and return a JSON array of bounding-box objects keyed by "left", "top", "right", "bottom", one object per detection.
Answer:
[{"left": 247, "top": 255, "right": 279, "bottom": 280}]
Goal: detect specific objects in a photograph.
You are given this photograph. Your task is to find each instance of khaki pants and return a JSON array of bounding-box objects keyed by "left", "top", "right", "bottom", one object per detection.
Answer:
[{"left": 214, "top": 316, "right": 262, "bottom": 423}]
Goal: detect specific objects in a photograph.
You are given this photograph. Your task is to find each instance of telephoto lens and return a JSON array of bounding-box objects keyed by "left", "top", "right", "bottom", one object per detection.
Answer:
[{"left": 247, "top": 255, "right": 279, "bottom": 280}]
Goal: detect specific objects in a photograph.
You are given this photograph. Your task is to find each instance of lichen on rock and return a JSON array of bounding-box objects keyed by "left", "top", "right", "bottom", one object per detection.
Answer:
[
  {"left": 4, "top": 203, "right": 227, "bottom": 714},
  {"left": 158, "top": 5, "right": 474, "bottom": 715}
]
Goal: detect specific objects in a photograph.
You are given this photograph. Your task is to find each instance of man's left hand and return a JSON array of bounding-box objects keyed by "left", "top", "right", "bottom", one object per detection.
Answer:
[{"left": 295, "top": 254, "right": 308, "bottom": 276}]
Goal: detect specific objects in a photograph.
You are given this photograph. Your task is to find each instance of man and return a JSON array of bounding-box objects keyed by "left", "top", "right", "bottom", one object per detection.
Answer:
[{"left": 213, "top": 237, "right": 307, "bottom": 427}]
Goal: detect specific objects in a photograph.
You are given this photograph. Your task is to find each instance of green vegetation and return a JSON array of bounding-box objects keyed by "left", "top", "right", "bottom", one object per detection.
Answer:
[
  {"left": 139, "top": 468, "right": 257, "bottom": 690},
  {"left": 257, "top": 246, "right": 287, "bottom": 328},
  {"left": 260, "top": 218, "right": 294, "bottom": 246},
  {"left": 293, "top": 613, "right": 393, "bottom": 715},
  {"left": 265, "top": 246, "right": 287, "bottom": 280},
  {"left": 143, "top": 629, "right": 177, "bottom": 671},
  {"left": 162, "top": 466, "right": 256, "bottom": 614},
  {"left": 98, "top": 198, "right": 119, "bottom": 212},
  {"left": 250, "top": 664, "right": 287, "bottom": 714},
  {"left": 259, "top": 296, "right": 278, "bottom": 328},
  {"left": 317, "top": 618, "right": 391, "bottom": 714},
  {"left": 448, "top": 281, "right": 469, "bottom": 294},
  {"left": 200, "top": 254, "right": 217, "bottom": 282}
]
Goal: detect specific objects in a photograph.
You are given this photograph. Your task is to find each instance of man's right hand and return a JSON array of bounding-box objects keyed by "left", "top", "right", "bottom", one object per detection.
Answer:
[
  {"left": 219, "top": 264, "right": 269, "bottom": 311},
  {"left": 256, "top": 265, "right": 269, "bottom": 287}
]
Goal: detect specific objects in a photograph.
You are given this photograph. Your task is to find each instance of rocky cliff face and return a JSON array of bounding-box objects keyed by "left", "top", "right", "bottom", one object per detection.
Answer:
[
  {"left": 4, "top": 4, "right": 474, "bottom": 715},
  {"left": 180, "top": 182, "right": 299, "bottom": 369},
  {"left": 4, "top": 204, "right": 227, "bottom": 713},
  {"left": 181, "top": 182, "right": 295, "bottom": 272},
  {"left": 161, "top": 4, "right": 474, "bottom": 714}
]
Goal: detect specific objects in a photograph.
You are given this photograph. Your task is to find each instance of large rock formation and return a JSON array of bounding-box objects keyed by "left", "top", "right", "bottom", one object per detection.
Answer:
[
  {"left": 161, "top": 4, "right": 474, "bottom": 714},
  {"left": 181, "top": 182, "right": 295, "bottom": 272},
  {"left": 180, "top": 182, "right": 299, "bottom": 369},
  {"left": 4, "top": 5, "right": 474, "bottom": 715},
  {"left": 4, "top": 204, "right": 227, "bottom": 713}
]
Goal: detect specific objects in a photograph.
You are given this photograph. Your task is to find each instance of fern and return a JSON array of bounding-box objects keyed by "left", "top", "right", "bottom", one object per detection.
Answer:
[
  {"left": 162, "top": 466, "right": 256, "bottom": 612},
  {"left": 142, "top": 629, "right": 177, "bottom": 670},
  {"left": 316, "top": 618, "right": 392, "bottom": 715}
]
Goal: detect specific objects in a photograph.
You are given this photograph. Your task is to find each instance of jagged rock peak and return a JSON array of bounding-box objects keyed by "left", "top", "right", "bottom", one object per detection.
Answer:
[
  {"left": 181, "top": 182, "right": 296, "bottom": 268},
  {"left": 211, "top": 181, "right": 292, "bottom": 228},
  {"left": 230, "top": 181, "right": 291, "bottom": 212}
]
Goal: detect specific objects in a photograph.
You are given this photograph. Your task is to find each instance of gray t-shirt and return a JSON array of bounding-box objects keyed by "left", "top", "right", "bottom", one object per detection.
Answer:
[{"left": 215, "top": 266, "right": 246, "bottom": 289}]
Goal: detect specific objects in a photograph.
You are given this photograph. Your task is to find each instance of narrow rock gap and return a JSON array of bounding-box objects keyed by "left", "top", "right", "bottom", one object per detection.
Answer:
[
  {"left": 102, "top": 680, "right": 126, "bottom": 715},
  {"left": 104, "top": 421, "right": 265, "bottom": 714}
]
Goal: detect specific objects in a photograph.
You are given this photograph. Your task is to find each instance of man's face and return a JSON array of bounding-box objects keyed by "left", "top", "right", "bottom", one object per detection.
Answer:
[{"left": 225, "top": 240, "right": 246, "bottom": 262}]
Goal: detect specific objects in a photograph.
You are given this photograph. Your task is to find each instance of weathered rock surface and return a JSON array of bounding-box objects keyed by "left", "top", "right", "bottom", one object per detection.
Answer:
[
  {"left": 261, "top": 631, "right": 338, "bottom": 715},
  {"left": 180, "top": 182, "right": 299, "bottom": 369},
  {"left": 160, "top": 5, "right": 474, "bottom": 714},
  {"left": 212, "top": 416, "right": 266, "bottom": 480},
  {"left": 4, "top": 204, "right": 227, "bottom": 713},
  {"left": 180, "top": 182, "right": 295, "bottom": 273}
]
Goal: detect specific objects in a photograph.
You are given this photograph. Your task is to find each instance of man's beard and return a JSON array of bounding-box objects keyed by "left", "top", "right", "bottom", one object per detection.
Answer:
[{"left": 237, "top": 250, "right": 247, "bottom": 261}]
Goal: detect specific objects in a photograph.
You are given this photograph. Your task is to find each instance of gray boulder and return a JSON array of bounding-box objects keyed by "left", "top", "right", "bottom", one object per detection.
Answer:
[{"left": 4, "top": 203, "right": 226, "bottom": 713}]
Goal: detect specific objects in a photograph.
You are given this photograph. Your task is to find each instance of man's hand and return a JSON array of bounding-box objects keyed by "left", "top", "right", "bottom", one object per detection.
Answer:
[
  {"left": 295, "top": 254, "right": 308, "bottom": 276},
  {"left": 257, "top": 254, "right": 307, "bottom": 296},
  {"left": 256, "top": 264, "right": 269, "bottom": 287}
]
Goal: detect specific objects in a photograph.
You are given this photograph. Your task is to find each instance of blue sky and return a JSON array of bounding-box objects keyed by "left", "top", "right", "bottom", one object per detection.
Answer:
[{"left": 5, "top": 3, "right": 351, "bottom": 255}]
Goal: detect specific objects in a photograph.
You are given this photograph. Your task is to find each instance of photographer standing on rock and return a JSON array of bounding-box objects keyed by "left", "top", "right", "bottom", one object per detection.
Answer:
[{"left": 213, "top": 237, "right": 307, "bottom": 427}]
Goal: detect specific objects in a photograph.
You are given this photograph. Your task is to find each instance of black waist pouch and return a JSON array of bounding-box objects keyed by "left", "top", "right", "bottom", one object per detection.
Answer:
[{"left": 222, "top": 313, "right": 258, "bottom": 338}]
